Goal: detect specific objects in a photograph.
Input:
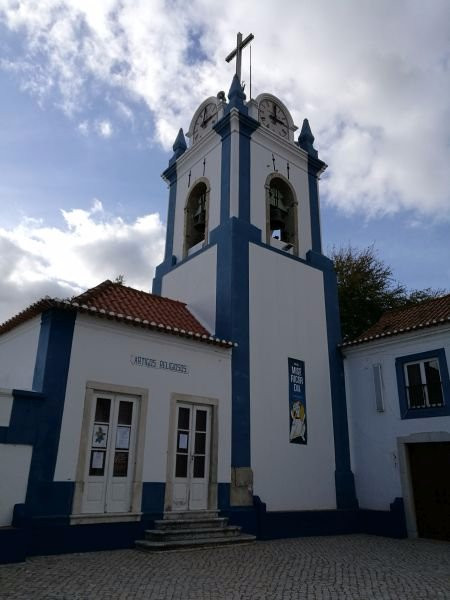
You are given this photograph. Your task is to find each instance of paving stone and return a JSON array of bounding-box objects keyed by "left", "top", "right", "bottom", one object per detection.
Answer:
[{"left": 0, "top": 535, "right": 449, "bottom": 599}]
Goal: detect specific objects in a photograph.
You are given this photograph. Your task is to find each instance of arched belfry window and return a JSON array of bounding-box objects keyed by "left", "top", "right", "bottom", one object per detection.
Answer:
[
  {"left": 265, "top": 175, "right": 298, "bottom": 255},
  {"left": 184, "top": 179, "right": 210, "bottom": 257}
]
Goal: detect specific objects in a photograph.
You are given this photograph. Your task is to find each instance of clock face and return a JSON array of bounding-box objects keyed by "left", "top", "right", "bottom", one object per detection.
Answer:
[
  {"left": 258, "top": 99, "right": 289, "bottom": 138},
  {"left": 193, "top": 102, "right": 218, "bottom": 143}
]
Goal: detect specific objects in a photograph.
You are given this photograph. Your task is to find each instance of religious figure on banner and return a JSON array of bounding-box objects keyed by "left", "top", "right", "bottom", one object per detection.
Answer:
[{"left": 290, "top": 400, "right": 306, "bottom": 443}]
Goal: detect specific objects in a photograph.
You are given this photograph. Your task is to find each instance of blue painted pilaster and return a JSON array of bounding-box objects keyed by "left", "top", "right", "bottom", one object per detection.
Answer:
[
  {"left": 25, "top": 308, "right": 76, "bottom": 517},
  {"left": 153, "top": 162, "right": 178, "bottom": 295},
  {"left": 238, "top": 113, "right": 259, "bottom": 222},
  {"left": 214, "top": 113, "right": 232, "bottom": 224},
  {"left": 211, "top": 219, "right": 260, "bottom": 467},
  {"left": 307, "top": 251, "right": 358, "bottom": 509}
]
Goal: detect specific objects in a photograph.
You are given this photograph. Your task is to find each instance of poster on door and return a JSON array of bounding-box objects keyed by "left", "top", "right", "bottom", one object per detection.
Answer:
[{"left": 288, "top": 358, "right": 307, "bottom": 444}]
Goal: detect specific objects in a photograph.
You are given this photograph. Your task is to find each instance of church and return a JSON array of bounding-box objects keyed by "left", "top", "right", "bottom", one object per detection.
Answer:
[{"left": 1, "top": 34, "right": 449, "bottom": 563}]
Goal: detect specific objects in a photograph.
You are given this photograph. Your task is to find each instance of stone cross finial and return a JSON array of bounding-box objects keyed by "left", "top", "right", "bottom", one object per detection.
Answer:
[{"left": 225, "top": 32, "right": 254, "bottom": 82}]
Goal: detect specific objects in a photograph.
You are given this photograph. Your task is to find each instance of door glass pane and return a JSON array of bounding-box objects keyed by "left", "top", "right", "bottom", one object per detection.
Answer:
[
  {"left": 175, "top": 453, "right": 188, "bottom": 477},
  {"left": 95, "top": 398, "right": 111, "bottom": 423},
  {"left": 118, "top": 401, "right": 133, "bottom": 425},
  {"left": 92, "top": 424, "right": 109, "bottom": 448},
  {"left": 193, "top": 455, "right": 205, "bottom": 478},
  {"left": 89, "top": 450, "right": 105, "bottom": 476},
  {"left": 177, "top": 431, "right": 189, "bottom": 453},
  {"left": 113, "top": 451, "right": 129, "bottom": 477},
  {"left": 425, "top": 361, "right": 443, "bottom": 406},
  {"left": 195, "top": 432, "right": 206, "bottom": 454},
  {"left": 196, "top": 410, "right": 207, "bottom": 432},
  {"left": 178, "top": 407, "right": 190, "bottom": 430},
  {"left": 116, "top": 426, "right": 130, "bottom": 449}
]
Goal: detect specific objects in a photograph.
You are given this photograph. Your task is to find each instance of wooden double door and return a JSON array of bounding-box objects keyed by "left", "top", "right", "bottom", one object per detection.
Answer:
[
  {"left": 171, "top": 403, "right": 212, "bottom": 511},
  {"left": 409, "top": 442, "right": 450, "bottom": 540}
]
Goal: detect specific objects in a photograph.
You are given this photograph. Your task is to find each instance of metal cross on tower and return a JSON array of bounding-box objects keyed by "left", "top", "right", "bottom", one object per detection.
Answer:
[{"left": 225, "top": 31, "right": 254, "bottom": 82}]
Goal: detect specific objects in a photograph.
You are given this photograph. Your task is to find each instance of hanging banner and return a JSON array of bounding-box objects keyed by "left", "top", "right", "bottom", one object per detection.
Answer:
[{"left": 288, "top": 358, "right": 307, "bottom": 444}]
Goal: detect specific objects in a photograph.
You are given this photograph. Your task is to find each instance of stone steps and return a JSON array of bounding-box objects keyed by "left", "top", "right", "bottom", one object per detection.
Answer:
[
  {"left": 144, "top": 525, "right": 242, "bottom": 542},
  {"left": 153, "top": 517, "right": 229, "bottom": 530},
  {"left": 135, "top": 510, "right": 256, "bottom": 552},
  {"left": 135, "top": 534, "right": 256, "bottom": 552}
]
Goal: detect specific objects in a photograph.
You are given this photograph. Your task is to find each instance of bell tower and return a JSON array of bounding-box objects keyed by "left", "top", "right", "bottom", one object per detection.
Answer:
[{"left": 153, "top": 40, "right": 357, "bottom": 515}]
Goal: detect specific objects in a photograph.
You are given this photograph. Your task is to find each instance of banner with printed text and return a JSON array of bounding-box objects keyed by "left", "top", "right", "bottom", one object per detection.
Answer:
[{"left": 288, "top": 358, "right": 307, "bottom": 444}]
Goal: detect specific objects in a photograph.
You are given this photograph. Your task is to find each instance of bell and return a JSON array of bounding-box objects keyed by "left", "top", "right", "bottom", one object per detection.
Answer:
[
  {"left": 193, "top": 203, "right": 206, "bottom": 233},
  {"left": 270, "top": 205, "right": 286, "bottom": 231}
]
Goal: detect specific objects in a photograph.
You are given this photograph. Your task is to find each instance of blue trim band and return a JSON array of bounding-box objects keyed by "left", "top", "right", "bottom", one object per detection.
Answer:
[
  {"left": 307, "top": 251, "right": 357, "bottom": 509},
  {"left": 395, "top": 348, "right": 450, "bottom": 419},
  {"left": 0, "top": 390, "right": 44, "bottom": 445}
]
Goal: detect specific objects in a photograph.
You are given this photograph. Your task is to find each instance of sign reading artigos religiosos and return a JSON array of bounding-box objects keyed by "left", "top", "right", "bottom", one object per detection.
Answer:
[
  {"left": 288, "top": 358, "right": 307, "bottom": 444},
  {"left": 130, "top": 354, "right": 189, "bottom": 374}
]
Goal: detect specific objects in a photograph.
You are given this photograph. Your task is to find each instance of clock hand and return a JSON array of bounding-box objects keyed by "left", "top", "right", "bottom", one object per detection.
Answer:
[{"left": 201, "top": 112, "right": 217, "bottom": 127}]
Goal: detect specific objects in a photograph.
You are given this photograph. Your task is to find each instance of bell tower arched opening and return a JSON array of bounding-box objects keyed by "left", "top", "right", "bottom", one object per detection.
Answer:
[
  {"left": 183, "top": 179, "right": 210, "bottom": 258},
  {"left": 265, "top": 174, "right": 298, "bottom": 255}
]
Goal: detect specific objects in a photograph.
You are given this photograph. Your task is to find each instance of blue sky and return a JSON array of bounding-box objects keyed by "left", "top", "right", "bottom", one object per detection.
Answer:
[{"left": 0, "top": 0, "right": 449, "bottom": 323}]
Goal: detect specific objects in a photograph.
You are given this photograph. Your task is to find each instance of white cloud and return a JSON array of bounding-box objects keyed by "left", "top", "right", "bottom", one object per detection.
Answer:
[
  {"left": 96, "top": 119, "right": 113, "bottom": 138},
  {"left": 0, "top": 0, "right": 449, "bottom": 219},
  {"left": 0, "top": 201, "right": 165, "bottom": 324},
  {"left": 78, "top": 120, "right": 89, "bottom": 135}
]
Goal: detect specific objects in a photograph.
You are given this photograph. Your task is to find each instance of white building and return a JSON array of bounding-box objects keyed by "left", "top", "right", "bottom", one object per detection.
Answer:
[
  {"left": 342, "top": 296, "right": 450, "bottom": 541},
  {"left": 0, "top": 71, "right": 448, "bottom": 563}
]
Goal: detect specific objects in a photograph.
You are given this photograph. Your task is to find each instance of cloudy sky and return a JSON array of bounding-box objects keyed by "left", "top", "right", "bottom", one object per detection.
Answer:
[{"left": 0, "top": 0, "right": 449, "bottom": 324}]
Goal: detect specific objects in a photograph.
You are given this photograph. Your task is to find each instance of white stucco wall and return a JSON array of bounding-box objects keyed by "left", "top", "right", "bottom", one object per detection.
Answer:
[
  {"left": 250, "top": 130, "right": 312, "bottom": 259},
  {"left": 54, "top": 315, "right": 232, "bottom": 487},
  {"left": 343, "top": 326, "right": 450, "bottom": 511},
  {"left": 0, "top": 317, "right": 41, "bottom": 390},
  {"left": 0, "top": 443, "right": 33, "bottom": 526},
  {"left": 161, "top": 245, "right": 217, "bottom": 333},
  {"left": 249, "top": 244, "right": 336, "bottom": 510},
  {"left": 171, "top": 133, "right": 222, "bottom": 261}
]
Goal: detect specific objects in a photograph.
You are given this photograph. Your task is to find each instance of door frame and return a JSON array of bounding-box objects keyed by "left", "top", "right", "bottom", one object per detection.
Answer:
[
  {"left": 165, "top": 393, "right": 219, "bottom": 513},
  {"left": 71, "top": 381, "right": 148, "bottom": 524},
  {"left": 397, "top": 431, "right": 450, "bottom": 538}
]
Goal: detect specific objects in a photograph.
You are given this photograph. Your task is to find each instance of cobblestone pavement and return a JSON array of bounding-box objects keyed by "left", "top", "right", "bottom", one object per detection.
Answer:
[{"left": 1, "top": 535, "right": 449, "bottom": 600}]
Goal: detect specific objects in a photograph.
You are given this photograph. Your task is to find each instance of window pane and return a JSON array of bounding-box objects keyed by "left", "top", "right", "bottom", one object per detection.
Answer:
[
  {"left": 193, "top": 455, "right": 205, "bottom": 478},
  {"left": 195, "top": 410, "right": 207, "bottom": 432},
  {"left": 406, "top": 363, "right": 422, "bottom": 386},
  {"left": 425, "top": 360, "right": 441, "bottom": 385},
  {"left": 408, "top": 385, "right": 426, "bottom": 408},
  {"left": 113, "top": 451, "right": 129, "bottom": 477},
  {"left": 195, "top": 432, "right": 206, "bottom": 455},
  {"left": 118, "top": 401, "right": 133, "bottom": 425},
  {"left": 175, "top": 454, "right": 188, "bottom": 478},
  {"left": 178, "top": 407, "right": 190, "bottom": 430},
  {"left": 95, "top": 398, "right": 111, "bottom": 423}
]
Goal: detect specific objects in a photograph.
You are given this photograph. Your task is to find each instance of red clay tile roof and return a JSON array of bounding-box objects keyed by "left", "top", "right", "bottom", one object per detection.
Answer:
[
  {"left": 0, "top": 280, "right": 234, "bottom": 348},
  {"left": 342, "top": 293, "right": 450, "bottom": 347}
]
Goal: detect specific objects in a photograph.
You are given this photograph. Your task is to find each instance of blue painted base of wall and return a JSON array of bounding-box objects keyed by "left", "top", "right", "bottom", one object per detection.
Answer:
[
  {"left": 0, "top": 514, "right": 163, "bottom": 563},
  {"left": 222, "top": 496, "right": 407, "bottom": 541},
  {"left": 0, "top": 528, "right": 27, "bottom": 563},
  {"left": 0, "top": 498, "right": 407, "bottom": 564}
]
